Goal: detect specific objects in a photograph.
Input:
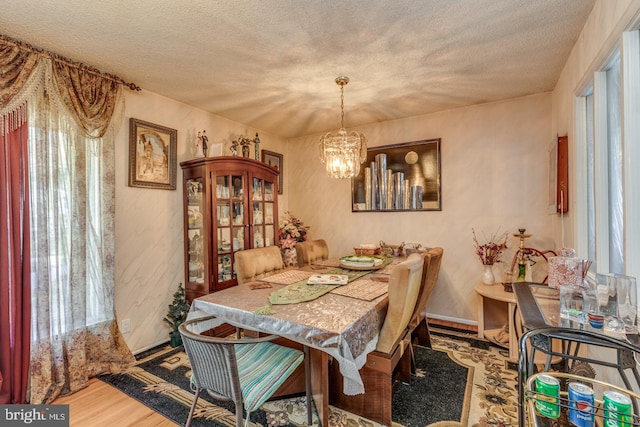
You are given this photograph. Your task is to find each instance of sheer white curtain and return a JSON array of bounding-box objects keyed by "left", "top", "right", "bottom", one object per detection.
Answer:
[
  {"left": 606, "top": 55, "right": 624, "bottom": 274},
  {"left": 26, "top": 63, "right": 133, "bottom": 404}
]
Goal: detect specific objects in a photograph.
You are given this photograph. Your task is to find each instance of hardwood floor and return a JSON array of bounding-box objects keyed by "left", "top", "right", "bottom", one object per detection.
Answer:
[{"left": 53, "top": 378, "right": 178, "bottom": 427}]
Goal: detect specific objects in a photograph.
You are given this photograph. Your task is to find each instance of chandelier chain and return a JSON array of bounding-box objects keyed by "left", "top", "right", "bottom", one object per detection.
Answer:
[{"left": 340, "top": 84, "right": 345, "bottom": 129}]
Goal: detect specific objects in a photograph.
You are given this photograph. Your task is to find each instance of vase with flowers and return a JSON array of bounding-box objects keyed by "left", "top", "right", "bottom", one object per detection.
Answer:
[
  {"left": 472, "top": 228, "right": 508, "bottom": 285},
  {"left": 278, "top": 211, "right": 310, "bottom": 266}
]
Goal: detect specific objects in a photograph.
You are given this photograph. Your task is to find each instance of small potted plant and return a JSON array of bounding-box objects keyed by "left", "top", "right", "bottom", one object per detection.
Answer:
[{"left": 164, "top": 283, "right": 190, "bottom": 347}]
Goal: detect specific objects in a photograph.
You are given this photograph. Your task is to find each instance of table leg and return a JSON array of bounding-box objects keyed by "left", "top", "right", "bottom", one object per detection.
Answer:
[{"left": 309, "top": 347, "right": 329, "bottom": 426}]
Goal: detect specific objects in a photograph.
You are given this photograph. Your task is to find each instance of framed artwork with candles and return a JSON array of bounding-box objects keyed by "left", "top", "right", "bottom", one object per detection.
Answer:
[{"left": 351, "top": 138, "right": 441, "bottom": 212}]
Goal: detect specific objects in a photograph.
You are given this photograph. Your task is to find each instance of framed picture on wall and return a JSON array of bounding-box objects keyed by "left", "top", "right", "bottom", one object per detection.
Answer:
[
  {"left": 128, "top": 118, "right": 177, "bottom": 190},
  {"left": 351, "top": 138, "right": 441, "bottom": 212},
  {"left": 261, "top": 149, "right": 283, "bottom": 194}
]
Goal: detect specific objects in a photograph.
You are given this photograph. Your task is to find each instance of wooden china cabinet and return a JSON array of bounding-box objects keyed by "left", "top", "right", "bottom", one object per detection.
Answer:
[{"left": 180, "top": 157, "right": 279, "bottom": 302}]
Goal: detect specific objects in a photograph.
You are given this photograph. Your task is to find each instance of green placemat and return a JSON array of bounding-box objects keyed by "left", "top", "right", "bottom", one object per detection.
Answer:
[
  {"left": 267, "top": 266, "right": 383, "bottom": 305},
  {"left": 268, "top": 280, "right": 339, "bottom": 305}
]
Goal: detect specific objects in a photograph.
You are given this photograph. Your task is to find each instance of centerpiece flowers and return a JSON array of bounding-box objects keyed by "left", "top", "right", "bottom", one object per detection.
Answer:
[
  {"left": 278, "top": 211, "right": 309, "bottom": 266},
  {"left": 472, "top": 228, "right": 509, "bottom": 285}
]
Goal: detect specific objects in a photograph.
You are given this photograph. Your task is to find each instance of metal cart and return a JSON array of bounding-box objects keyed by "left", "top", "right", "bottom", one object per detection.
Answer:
[{"left": 524, "top": 371, "right": 640, "bottom": 426}]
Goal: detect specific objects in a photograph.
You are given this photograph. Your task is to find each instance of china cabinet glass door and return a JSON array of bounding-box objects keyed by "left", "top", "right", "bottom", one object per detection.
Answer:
[
  {"left": 215, "top": 174, "right": 246, "bottom": 283},
  {"left": 186, "top": 178, "right": 205, "bottom": 285},
  {"left": 251, "top": 177, "right": 276, "bottom": 248}
]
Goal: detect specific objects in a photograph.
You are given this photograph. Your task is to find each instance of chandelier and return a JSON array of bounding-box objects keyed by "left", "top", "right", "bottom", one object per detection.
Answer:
[{"left": 319, "top": 76, "right": 367, "bottom": 179}]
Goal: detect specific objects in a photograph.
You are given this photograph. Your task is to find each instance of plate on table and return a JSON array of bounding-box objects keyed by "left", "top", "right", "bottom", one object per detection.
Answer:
[
  {"left": 307, "top": 274, "right": 349, "bottom": 285},
  {"left": 339, "top": 255, "right": 384, "bottom": 270}
]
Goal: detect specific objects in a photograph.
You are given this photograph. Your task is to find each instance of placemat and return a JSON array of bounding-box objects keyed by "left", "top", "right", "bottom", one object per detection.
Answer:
[
  {"left": 311, "top": 258, "right": 341, "bottom": 268},
  {"left": 330, "top": 278, "right": 388, "bottom": 301},
  {"left": 268, "top": 280, "right": 339, "bottom": 305},
  {"left": 377, "top": 259, "right": 403, "bottom": 275},
  {"left": 258, "top": 270, "right": 314, "bottom": 285}
]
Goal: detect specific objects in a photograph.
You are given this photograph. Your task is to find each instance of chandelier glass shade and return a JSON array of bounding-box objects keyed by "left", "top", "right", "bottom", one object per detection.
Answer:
[{"left": 319, "top": 76, "right": 367, "bottom": 179}]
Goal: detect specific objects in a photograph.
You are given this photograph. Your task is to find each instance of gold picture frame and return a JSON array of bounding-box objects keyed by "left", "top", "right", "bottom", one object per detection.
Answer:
[
  {"left": 261, "top": 149, "right": 283, "bottom": 194},
  {"left": 128, "top": 118, "right": 177, "bottom": 190}
]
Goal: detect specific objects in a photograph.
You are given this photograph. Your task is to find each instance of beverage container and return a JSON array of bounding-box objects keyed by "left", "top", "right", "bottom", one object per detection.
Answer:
[
  {"left": 535, "top": 374, "right": 560, "bottom": 419},
  {"left": 616, "top": 275, "right": 637, "bottom": 332},
  {"left": 596, "top": 273, "right": 618, "bottom": 316},
  {"left": 568, "top": 382, "right": 594, "bottom": 427},
  {"left": 560, "top": 284, "right": 584, "bottom": 321},
  {"left": 603, "top": 390, "right": 632, "bottom": 427}
]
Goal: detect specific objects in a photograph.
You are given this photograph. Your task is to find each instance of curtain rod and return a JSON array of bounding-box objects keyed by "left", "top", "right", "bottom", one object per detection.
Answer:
[{"left": 1, "top": 33, "right": 141, "bottom": 91}]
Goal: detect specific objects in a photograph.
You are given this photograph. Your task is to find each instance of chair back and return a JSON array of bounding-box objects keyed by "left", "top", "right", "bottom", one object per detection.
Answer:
[
  {"left": 179, "top": 316, "right": 242, "bottom": 403},
  {"left": 376, "top": 254, "right": 424, "bottom": 354},
  {"left": 408, "top": 247, "right": 444, "bottom": 330},
  {"left": 295, "top": 239, "right": 329, "bottom": 267},
  {"left": 235, "top": 246, "right": 284, "bottom": 284}
]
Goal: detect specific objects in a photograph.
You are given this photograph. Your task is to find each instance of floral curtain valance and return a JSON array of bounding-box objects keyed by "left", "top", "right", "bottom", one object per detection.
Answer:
[
  {"left": 0, "top": 37, "right": 41, "bottom": 134},
  {"left": 0, "top": 33, "right": 138, "bottom": 137}
]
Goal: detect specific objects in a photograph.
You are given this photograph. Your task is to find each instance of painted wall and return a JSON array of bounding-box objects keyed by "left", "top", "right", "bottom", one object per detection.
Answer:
[
  {"left": 286, "top": 93, "right": 554, "bottom": 324},
  {"left": 114, "top": 90, "right": 288, "bottom": 353}
]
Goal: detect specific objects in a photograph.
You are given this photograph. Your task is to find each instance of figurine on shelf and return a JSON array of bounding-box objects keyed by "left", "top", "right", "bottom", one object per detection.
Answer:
[
  {"left": 194, "top": 132, "right": 205, "bottom": 158},
  {"left": 194, "top": 130, "right": 209, "bottom": 158},
  {"left": 201, "top": 130, "right": 208, "bottom": 157},
  {"left": 230, "top": 139, "right": 239, "bottom": 156},
  {"left": 239, "top": 135, "right": 251, "bottom": 158},
  {"left": 254, "top": 133, "right": 261, "bottom": 160}
]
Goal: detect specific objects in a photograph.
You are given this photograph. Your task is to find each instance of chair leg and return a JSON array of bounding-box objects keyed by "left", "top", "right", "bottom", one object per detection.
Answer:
[
  {"left": 237, "top": 401, "right": 245, "bottom": 427},
  {"left": 397, "top": 342, "right": 412, "bottom": 384},
  {"left": 412, "top": 318, "right": 432, "bottom": 348},
  {"left": 185, "top": 388, "right": 201, "bottom": 427}
]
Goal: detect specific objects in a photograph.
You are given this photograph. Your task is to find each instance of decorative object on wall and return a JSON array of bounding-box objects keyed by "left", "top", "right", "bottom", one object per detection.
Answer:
[
  {"left": 129, "top": 118, "right": 177, "bottom": 189},
  {"left": 548, "top": 135, "right": 569, "bottom": 214},
  {"left": 262, "top": 149, "right": 284, "bottom": 194},
  {"left": 318, "top": 76, "right": 367, "bottom": 179},
  {"left": 351, "top": 138, "right": 441, "bottom": 211}
]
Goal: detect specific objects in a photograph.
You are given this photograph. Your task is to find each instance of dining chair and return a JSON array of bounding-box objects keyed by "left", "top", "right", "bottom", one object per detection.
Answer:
[
  {"left": 329, "top": 253, "right": 424, "bottom": 426},
  {"left": 179, "top": 315, "right": 312, "bottom": 427},
  {"left": 295, "top": 239, "right": 329, "bottom": 267},
  {"left": 235, "top": 246, "right": 285, "bottom": 284},
  {"left": 408, "top": 247, "right": 444, "bottom": 348}
]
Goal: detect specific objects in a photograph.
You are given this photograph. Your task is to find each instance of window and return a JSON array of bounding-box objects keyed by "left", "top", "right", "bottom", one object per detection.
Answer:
[{"left": 577, "top": 31, "right": 640, "bottom": 278}]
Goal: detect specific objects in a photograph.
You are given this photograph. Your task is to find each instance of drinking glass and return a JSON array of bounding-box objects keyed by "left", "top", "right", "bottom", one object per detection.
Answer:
[
  {"left": 595, "top": 273, "right": 618, "bottom": 316},
  {"left": 616, "top": 274, "right": 637, "bottom": 331}
]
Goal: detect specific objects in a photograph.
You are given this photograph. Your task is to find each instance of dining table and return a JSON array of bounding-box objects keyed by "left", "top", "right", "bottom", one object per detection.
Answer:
[{"left": 187, "top": 256, "right": 402, "bottom": 426}]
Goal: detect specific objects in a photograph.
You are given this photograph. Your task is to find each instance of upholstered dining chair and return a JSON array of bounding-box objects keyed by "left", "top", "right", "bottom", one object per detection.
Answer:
[
  {"left": 179, "top": 315, "right": 312, "bottom": 427},
  {"left": 235, "top": 246, "right": 285, "bottom": 285},
  {"left": 408, "top": 247, "right": 444, "bottom": 348},
  {"left": 295, "top": 239, "right": 329, "bottom": 267},
  {"left": 329, "top": 253, "right": 424, "bottom": 426}
]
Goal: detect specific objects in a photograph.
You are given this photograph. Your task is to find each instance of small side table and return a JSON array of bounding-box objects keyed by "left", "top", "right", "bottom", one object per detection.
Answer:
[{"left": 474, "top": 282, "right": 518, "bottom": 363}]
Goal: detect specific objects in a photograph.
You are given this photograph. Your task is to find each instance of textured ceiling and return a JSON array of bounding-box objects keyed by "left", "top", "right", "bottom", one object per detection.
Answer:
[{"left": 0, "top": 0, "right": 595, "bottom": 139}]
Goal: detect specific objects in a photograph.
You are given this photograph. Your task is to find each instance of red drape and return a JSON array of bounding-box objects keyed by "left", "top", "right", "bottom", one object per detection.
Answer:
[{"left": 0, "top": 122, "right": 31, "bottom": 404}]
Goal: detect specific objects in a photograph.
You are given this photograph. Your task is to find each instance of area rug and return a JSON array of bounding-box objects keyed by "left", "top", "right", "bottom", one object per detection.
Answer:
[{"left": 98, "top": 328, "right": 518, "bottom": 427}]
